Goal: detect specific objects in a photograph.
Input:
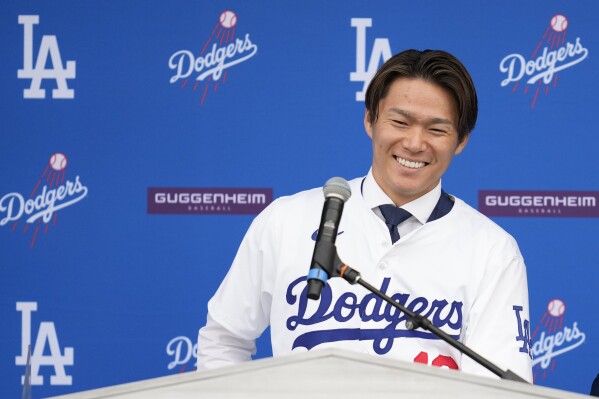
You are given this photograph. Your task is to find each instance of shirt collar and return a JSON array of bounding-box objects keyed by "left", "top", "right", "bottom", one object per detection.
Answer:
[{"left": 362, "top": 168, "right": 442, "bottom": 225}]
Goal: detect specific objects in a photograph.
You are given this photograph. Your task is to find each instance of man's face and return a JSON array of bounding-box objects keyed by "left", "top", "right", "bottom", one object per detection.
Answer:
[{"left": 365, "top": 77, "right": 468, "bottom": 206}]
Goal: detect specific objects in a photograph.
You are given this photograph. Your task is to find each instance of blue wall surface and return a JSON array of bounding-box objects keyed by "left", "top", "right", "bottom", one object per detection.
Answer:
[{"left": 1, "top": 1, "right": 598, "bottom": 397}]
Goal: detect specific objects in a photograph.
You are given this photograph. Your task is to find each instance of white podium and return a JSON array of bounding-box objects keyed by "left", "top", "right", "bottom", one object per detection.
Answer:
[{"left": 46, "top": 349, "right": 587, "bottom": 399}]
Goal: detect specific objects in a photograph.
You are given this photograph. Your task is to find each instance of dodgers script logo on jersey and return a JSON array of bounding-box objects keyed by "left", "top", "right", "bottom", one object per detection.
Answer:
[
  {"left": 285, "top": 276, "right": 463, "bottom": 354},
  {"left": 531, "top": 299, "right": 586, "bottom": 382},
  {"left": 350, "top": 18, "right": 392, "bottom": 102},
  {"left": 168, "top": 10, "right": 258, "bottom": 106},
  {"left": 499, "top": 14, "right": 589, "bottom": 108},
  {"left": 0, "top": 153, "right": 88, "bottom": 248},
  {"left": 15, "top": 302, "right": 74, "bottom": 386},
  {"left": 17, "top": 16, "right": 76, "bottom": 99}
]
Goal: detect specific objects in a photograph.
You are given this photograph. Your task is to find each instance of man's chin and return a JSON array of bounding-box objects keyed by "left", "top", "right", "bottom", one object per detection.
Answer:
[{"left": 389, "top": 182, "right": 437, "bottom": 202}]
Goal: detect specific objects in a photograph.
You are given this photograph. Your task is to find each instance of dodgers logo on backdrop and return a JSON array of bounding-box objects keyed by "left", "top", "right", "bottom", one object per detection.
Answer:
[
  {"left": 166, "top": 335, "right": 198, "bottom": 372},
  {"left": 17, "top": 16, "right": 76, "bottom": 99},
  {"left": 0, "top": 153, "right": 89, "bottom": 247},
  {"left": 350, "top": 18, "right": 392, "bottom": 101},
  {"left": 531, "top": 299, "right": 586, "bottom": 382},
  {"left": 168, "top": 10, "right": 258, "bottom": 105},
  {"left": 15, "top": 302, "right": 74, "bottom": 386},
  {"left": 499, "top": 14, "right": 589, "bottom": 108}
]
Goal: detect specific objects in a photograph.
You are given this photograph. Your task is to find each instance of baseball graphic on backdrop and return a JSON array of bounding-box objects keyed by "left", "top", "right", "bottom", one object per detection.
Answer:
[
  {"left": 49, "top": 152, "right": 68, "bottom": 171},
  {"left": 219, "top": 10, "right": 237, "bottom": 29},
  {"left": 550, "top": 14, "right": 568, "bottom": 32},
  {"left": 547, "top": 298, "right": 566, "bottom": 317}
]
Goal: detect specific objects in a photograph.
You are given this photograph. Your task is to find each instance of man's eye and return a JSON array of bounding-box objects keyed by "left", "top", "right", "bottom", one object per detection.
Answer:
[
  {"left": 430, "top": 128, "right": 448, "bottom": 134},
  {"left": 392, "top": 120, "right": 407, "bottom": 126}
]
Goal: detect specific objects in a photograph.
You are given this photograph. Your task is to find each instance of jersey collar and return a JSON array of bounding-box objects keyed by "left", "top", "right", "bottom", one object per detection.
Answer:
[{"left": 361, "top": 168, "right": 442, "bottom": 225}]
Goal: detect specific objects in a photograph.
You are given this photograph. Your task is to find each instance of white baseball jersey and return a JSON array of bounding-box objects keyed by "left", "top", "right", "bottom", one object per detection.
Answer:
[{"left": 197, "top": 176, "right": 533, "bottom": 382}]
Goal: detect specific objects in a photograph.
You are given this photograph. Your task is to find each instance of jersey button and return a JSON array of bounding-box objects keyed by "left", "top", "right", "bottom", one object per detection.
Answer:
[{"left": 378, "top": 261, "right": 388, "bottom": 270}]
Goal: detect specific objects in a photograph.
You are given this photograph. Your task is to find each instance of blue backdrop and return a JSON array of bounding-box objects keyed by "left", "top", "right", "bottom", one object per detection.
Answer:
[{"left": 1, "top": 1, "right": 597, "bottom": 397}]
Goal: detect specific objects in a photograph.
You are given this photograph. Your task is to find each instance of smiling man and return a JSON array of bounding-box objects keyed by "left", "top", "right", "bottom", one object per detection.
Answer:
[
  {"left": 197, "top": 49, "right": 533, "bottom": 383},
  {"left": 366, "top": 78, "right": 467, "bottom": 207}
]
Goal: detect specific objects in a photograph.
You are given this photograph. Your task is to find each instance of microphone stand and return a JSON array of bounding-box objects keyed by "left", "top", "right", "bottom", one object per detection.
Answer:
[{"left": 312, "top": 241, "right": 528, "bottom": 383}]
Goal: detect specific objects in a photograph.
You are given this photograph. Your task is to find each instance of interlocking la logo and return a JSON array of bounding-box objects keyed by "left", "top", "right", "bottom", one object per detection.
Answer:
[
  {"left": 350, "top": 18, "right": 392, "bottom": 101},
  {"left": 15, "top": 302, "right": 74, "bottom": 385},
  {"left": 17, "top": 15, "right": 76, "bottom": 99}
]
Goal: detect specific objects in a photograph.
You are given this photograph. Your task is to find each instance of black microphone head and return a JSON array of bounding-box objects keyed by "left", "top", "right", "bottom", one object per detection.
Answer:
[{"left": 323, "top": 177, "right": 351, "bottom": 202}]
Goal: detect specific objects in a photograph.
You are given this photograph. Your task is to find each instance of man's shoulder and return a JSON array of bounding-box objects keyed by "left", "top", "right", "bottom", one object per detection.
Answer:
[
  {"left": 253, "top": 176, "right": 365, "bottom": 227},
  {"left": 450, "top": 195, "right": 519, "bottom": 245},
  {"left": 271, "top": 176, "right": 364, "bottom": 209}
]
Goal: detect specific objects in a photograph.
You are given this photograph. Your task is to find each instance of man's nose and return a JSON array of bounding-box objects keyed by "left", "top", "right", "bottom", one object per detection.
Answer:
[{"left": 402, "top": 127, "right": 427, "bottom": 152}]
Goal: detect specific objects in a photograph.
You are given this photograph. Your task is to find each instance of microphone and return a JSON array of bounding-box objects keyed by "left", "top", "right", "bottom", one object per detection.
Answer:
[{"left": 307, "top": 177, "right": 352, "bottom": 300}]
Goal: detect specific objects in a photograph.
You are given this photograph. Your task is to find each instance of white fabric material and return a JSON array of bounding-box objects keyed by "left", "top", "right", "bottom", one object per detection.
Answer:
[{"left": 197, "top": 176, "right": 533, "bottom": 382}]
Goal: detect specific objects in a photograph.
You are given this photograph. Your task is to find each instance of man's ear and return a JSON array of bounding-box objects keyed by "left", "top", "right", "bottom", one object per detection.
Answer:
[
  {"left": 455, "top": 134, "right": 469, "bottom": 155},
  {"left": 364, "top": 110, "right": 373, "bottom": 139}
]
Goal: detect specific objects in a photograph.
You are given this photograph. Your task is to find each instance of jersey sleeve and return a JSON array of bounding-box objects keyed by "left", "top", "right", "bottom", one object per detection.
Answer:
[
  {"left": 460, "top": 237, "right": 533, "bottom": 382},
  {"left": 196, "top": 313, "right": 258, "bottom": 369},
  {"left": 196, "top": 201, "right": 278, "bottom": 370}
]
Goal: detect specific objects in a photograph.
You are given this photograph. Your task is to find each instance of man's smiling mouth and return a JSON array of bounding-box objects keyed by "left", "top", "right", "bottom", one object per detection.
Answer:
[{"left": 394, "top": 156, "right": 428, "bottom": 169}]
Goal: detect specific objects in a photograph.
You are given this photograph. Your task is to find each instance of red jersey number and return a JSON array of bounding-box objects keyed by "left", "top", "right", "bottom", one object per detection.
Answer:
[{"left": 413, "top": 351, "right": 458, "bottom": 370}]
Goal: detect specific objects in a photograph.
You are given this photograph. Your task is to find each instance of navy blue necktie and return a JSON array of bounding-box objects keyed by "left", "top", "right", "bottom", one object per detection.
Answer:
[{"left": 379, "top": 205, "right": 412, "bottom": 244}]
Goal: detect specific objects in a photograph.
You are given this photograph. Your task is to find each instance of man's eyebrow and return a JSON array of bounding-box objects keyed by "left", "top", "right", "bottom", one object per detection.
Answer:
[
  {"left": 387, "top": 107, "right": 454, "bottom": 126},
  {"left": 388, "top": 108, "right": 413, "bottom": 119}
]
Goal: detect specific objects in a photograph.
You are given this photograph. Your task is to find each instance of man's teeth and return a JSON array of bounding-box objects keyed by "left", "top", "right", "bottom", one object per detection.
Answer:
[{"left": 395, "top": 156, "right": 426, "bottom": 169}]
